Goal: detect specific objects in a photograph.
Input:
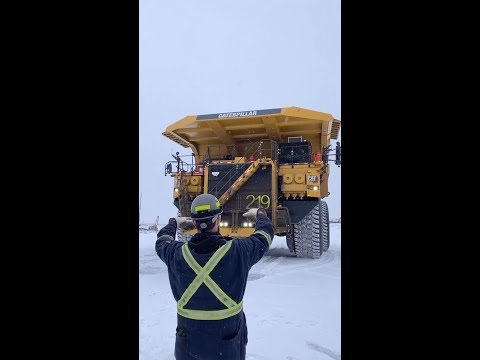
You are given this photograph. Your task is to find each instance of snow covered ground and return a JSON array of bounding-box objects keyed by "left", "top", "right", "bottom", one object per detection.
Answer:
[{"left": 139, "top": 224, "right": 341, "bottom": 360}]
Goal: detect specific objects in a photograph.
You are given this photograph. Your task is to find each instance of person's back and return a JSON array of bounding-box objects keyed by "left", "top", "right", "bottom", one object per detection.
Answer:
[{"left": 155, "top": 194, "right": 274, "bottom": 360}]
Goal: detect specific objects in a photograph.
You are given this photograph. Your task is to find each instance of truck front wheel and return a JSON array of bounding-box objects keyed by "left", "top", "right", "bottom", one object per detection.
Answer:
[{"left": 291, "top": 200, "right": 330, "bottom": 259}]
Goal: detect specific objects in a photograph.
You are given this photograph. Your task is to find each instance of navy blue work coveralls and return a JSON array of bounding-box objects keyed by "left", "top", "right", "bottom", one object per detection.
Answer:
[{"left": 155, "top": 215, "right": 274, "bottom": 360}]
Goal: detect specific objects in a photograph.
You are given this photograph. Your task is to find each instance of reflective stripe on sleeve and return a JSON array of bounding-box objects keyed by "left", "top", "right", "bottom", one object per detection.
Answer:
[{"left": 253, "top": 229, "right": 272, "bottom": 246}]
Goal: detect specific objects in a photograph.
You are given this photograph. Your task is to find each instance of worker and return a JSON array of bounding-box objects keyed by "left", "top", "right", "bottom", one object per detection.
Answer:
[{"left": 155, "top": 193, "right": 274, "bottom": 360}]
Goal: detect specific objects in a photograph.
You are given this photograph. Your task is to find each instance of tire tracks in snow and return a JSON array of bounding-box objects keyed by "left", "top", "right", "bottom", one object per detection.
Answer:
[
  {"left": 248, "top": 249, "right": 340, "bottom": 282},
  {"left": 306, "top": 342, "right": 341, "bottom": 360},
  {"left": 139, "top": 249, "right": 165, "bottom": 275}
]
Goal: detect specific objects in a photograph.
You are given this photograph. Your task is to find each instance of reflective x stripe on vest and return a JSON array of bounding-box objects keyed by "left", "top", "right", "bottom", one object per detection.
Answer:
[{"left": 178, "top": 240, "right": 243, "bottom": 320}]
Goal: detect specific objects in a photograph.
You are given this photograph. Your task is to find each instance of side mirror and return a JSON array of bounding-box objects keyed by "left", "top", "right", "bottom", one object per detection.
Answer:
[
  {"left": 335, "top": 142, "right": 341, "bottom": 166},
  {"left": 165, "top": 162, "right": 173, "bottom": 175}
]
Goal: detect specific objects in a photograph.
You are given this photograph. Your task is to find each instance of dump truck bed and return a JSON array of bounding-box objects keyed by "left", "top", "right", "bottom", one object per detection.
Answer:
[{"left": 162, "top": 106, "right": 340, "bottom": 158}]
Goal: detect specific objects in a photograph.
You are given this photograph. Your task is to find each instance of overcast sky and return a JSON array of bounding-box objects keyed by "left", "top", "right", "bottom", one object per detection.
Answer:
[{"left": 140, "top": 0, "right": 341, "bottom": 224}]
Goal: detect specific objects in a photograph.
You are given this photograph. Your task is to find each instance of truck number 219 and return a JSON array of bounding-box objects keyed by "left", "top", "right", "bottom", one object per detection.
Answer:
[{"left": 246, "top": 195, "right": 270, "bottom": 209}]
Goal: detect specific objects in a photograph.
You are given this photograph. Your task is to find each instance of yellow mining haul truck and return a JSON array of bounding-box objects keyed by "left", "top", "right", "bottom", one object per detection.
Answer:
[{"left": 162, "top": 106, "right": 341, "bottom": 259}]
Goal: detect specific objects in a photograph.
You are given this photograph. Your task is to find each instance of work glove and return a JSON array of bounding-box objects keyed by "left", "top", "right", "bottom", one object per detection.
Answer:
[
  {"left": 256, "top": 208, "right": 267, "bottom": 219},
  {"left": 242, "top": 208, "right": 267, "bottom": 220},
  {"left": 175, "top": 216, "right": 195, "bottom": 230},
  {"left": 157, "top": 218, "right": 177, "bottom": 242},
  {"left": 156, "top": 218, "right": 177, "bottom": 239}
]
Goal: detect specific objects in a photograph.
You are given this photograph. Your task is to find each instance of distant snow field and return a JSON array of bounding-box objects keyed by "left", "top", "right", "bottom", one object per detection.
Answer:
[{"left": 140, "top": 224, "right": 341, "bottom": 360}]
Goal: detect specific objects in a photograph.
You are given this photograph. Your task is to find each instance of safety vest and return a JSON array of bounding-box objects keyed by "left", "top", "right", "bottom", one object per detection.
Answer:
[{"left": 178, "top": 240, "right": 243, "bottom": 320}]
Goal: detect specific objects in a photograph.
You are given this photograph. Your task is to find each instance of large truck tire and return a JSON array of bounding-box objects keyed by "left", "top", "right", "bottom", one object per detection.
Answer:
[
  {"left": 291, "top": 200, "right": 330, "bottom": 258},
  {"left": 320, "top": 200, "right": 330, "bottom": 252},
  {"left": 293, "top": 203, "right": 323, "bottom": 259},
  {"left": 176, "top": 229, "right": 193, "bottom": 243}
]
